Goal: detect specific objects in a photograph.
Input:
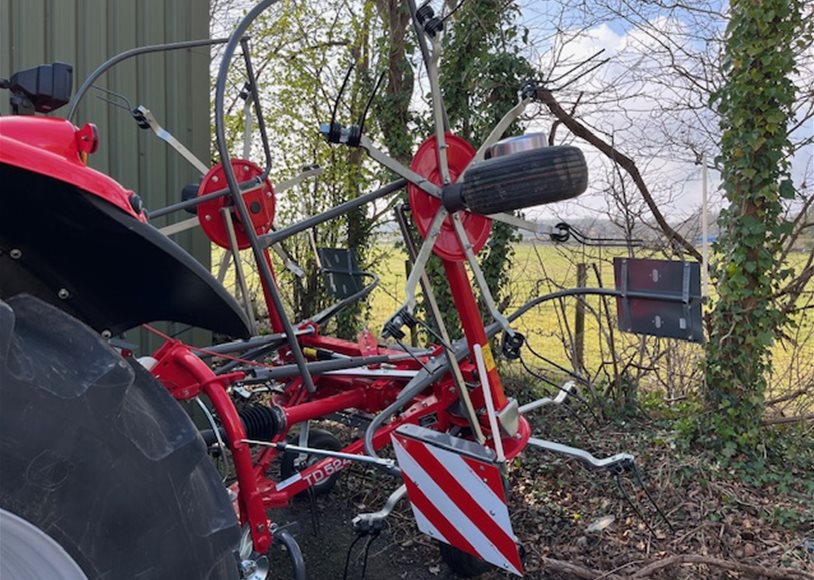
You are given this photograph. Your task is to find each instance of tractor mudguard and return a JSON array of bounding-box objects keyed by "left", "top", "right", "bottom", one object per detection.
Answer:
[
  {"left": 0, "top": 149, "right": 251, "bottom": 339},
  {"left": 0, "top": 116, "right": 143, "bottom": 221}
]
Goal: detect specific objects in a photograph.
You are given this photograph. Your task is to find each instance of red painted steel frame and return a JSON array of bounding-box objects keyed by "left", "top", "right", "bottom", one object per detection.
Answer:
[
  {"left": 443, "top": 259, "right": 509, "bottom": 410},
  {"left": 145, "top": 126, "right": 529, "bottom": 555},
  {"left": 149, "top": 284, "right": 529, "bottom": 556},
  {"left": 148, "top": 333, "right": 446, "bottom": 551},
  {"left": 150, "top": 341, "right": 272, "bottom": 553},
  {"left": 253, "top": 393, "right": 450, "bottom": 505}
]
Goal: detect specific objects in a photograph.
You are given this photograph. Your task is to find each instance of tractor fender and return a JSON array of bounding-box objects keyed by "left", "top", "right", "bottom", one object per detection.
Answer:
[
  {"left": 0, "top": 116, "right": 144, "bottom": 222},
  {"left": 0, "top": 159, "right": 250, "bottom": 339}
]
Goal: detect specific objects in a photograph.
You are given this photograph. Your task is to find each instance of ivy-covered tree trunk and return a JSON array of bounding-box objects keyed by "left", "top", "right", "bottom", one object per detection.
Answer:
[
  {"left": 372, "top": 0, "right": 414, "bottom": 166},
  {"left": 704, "top": 0, "right": 803, "bottom": 455}
]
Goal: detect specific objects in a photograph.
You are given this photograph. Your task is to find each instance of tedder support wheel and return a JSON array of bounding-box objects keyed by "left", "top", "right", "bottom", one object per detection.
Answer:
[
  {"left": 438, "top": 543, "right": 492, "bottom": 578},
  {"left": 460, "top": 145, "right": 588, "bottom": 215},
  {"left": 0, "top": 295, "right": 241, "bottom": 580},
  {"left": 280, "top": 428, "right": 343, "bottom": 498}
]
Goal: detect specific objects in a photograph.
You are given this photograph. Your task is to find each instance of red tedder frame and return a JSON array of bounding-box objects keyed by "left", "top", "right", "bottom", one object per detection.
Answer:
[
  {"left": 143, "top": 0, "right": 535, "bottom": 555},
  {"left": 139, "top": 134, "right": 533, "bottom": 555}
]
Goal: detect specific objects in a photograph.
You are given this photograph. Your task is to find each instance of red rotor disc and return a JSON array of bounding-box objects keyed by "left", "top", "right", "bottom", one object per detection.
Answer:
[
  {"left": 407, "top": 134, "right": 491, "bottom": 262},
  {"left": 197, "top": 159, "right": 275, "bottom": 250}
]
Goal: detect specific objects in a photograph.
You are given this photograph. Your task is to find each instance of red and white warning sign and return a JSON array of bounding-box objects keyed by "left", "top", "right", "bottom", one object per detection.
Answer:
[{"left": 392, "top": 424, "right": 523, "bottom": 576}]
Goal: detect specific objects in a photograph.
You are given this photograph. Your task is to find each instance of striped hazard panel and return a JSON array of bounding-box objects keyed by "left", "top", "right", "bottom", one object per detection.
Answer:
[{"left": 392, "top": 424, "right": 523, "bottom": 576}]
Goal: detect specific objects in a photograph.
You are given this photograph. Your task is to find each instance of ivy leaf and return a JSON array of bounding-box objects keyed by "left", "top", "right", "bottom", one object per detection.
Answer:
[{"left": 779, "top": 179, "right": 795, "bottom": 199}]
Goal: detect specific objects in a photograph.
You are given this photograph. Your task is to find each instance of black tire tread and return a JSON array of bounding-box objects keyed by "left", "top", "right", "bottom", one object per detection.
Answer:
[
  {"left": 439, "top": 542, "right": 491, "bottom": 578},
  {"left": 280, "top": 428, "right": 343, "bottom": 498},
  {"left": 0, "top": 295, "right": 240, "bottom": 579},
  {"left": 462, "top": 145, "right": 588, "bottom": 215}
]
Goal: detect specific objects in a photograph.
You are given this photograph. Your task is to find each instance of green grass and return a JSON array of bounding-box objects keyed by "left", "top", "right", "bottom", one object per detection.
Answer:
[
  {"left": 215, "top": 241, "right": 814, "bottom": 397},
  {"left": 361, "top": 242, "right": 813, "bottom": 398},
  {"left": 367, "top": 242, "right": 610, "bottom": 368}
]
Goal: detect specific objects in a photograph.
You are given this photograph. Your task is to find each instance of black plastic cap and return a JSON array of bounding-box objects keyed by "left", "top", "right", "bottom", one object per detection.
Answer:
[{"left": 8, "top": 62, "right": 73, "bottom": 115}]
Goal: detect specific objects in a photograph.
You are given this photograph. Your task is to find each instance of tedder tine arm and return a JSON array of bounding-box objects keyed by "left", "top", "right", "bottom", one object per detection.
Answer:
[
  {"left": 526, "top": 438, "right": 635, "bottom": 472},
  {"left": 134, "top": 106, "right": 210, "bottom": 175}
]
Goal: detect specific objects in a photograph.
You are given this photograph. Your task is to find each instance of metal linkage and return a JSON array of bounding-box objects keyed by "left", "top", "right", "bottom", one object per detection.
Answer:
[
  {"left": 238, "top": 37, "right": 273, "bottom": 179},
  {"left": 528, "top": 436, "right": 673, "bottom": 534},
  {"left": 267, "top": 235, "right": 305, "bottom": 278},
  {"left": 214, "top": 0, "right": 315, "bottom": 393},
  {"left": 272, "top": 526, "right": 305, "bottom": 580},
  {"left": 148, "top": 178, "right": 262, "bottom": 219},
  {"left": 450, "top": 212, "right": 514, "bottom": 334},
  {"left": 526, "top": 438, "right": 634, "bottom": 473},
  {"left": 399, "top": 206, "right": 448, "bottom": 314},
  {"left": 352, "top": 485, "right": 407, "bottom": 534},
  {"left": 134, "top": 106, "right": 210, "bottom": 174},
  {"left": 359, "top": 135, "right": 441, "bottom": 197},
  {"left": 241, "top": 440, "right": 396, "bottom": 471},
  {"left": 394, "top": 204, "right": 484, "bottom": 443},
  {"left": 236, "top": 352, "right": 420, "bottom": 381},
  {"left": 199, "top": 328, "right": 313, "bottom": 357},
  {"left": 426, "top": 37, "right": 451, "bottom": 184},
  {"left": 259, "top": 178, "right": 407, "bottom": 247},
  {"left": 68, "top": 37, "right": 229, "bottom": 120},
  {"left": 519, "top": 380, "right": 576, "bottom": 414},
  {"left": 466, "top": 94, "right": 535, "bottom": 170},
  {"left": 474, "top": 344, "right": 506, "bottom": 461},
  {"left": 407, "top": 0, "right": 451, "bottom": 185},
  {"left": 222, "top": 207, "right": 259, "bottom": 335}
]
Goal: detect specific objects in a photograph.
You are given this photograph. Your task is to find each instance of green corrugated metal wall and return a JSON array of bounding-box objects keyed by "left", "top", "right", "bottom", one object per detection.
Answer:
[{"left": 0, "top": 0, "right": 214, "bottom": 351}]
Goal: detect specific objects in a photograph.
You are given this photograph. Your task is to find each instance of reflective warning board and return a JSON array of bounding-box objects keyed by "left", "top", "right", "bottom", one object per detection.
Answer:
[
  {"left": 392, "top": 424, "right": 523, "bottom": 576},
  {"left": 613, "top": 257, "right": 703, "bottom": 343}
]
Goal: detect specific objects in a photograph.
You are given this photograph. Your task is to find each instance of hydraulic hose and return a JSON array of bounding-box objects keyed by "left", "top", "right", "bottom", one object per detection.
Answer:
[{"left": 274, "top": 527, "right": 306, "bottom": 580}]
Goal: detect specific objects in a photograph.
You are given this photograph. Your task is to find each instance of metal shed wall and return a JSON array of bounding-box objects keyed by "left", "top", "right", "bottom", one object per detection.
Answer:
[{"left": 1, "top": 0, "right": 214, "bottom": 350}]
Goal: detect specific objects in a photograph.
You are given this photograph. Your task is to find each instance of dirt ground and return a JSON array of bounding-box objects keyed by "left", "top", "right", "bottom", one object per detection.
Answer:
[
  {"left": 259, "top": 407, "right": 813, "bottom": 580},
  {"left": 268, "top": 486, "right": 469, "bottom": 580}
]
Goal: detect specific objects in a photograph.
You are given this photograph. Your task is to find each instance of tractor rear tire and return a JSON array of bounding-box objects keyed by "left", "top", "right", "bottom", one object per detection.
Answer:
[{"left": 0, "top": 295, "right": 241, "bottom": 579}]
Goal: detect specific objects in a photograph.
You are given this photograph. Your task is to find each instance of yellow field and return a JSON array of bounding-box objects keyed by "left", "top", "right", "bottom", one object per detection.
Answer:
[
  {"left": 216, "top": 241, "right": 814, "bottom": 397},
  {"left": 361, "top": 242, "right": 813, "bottom": 397}
]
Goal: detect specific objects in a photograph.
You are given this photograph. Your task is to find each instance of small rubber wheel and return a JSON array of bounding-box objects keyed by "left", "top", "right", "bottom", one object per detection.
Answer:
[
  {"left": 0, "top": 296, "right": 240, "bottom": 579},
  {"left": 280, "top": 428, "right": 343, "bottom": 497},
  {"left": 438, "top": 543, "right": 492, "bottom": 578},
  {"left": 461, "top": 145, "right": 588, "bottom": 214}
]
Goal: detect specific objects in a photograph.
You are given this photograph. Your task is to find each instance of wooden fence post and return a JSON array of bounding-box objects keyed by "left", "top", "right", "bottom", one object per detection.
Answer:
[{"left": 574, "top": 263, "right": 587, "bottom": 373}]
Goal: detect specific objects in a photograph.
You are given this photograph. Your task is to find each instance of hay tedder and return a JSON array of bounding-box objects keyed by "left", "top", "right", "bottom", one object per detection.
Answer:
[{"left": 0, "top": 1, "right": 703, "bottom": 578}]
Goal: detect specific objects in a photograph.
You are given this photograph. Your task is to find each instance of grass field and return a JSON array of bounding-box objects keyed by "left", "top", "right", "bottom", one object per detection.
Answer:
[
  {"left": 217, "top": 241, "right": 814, "bottom": 397},
  {"left": 366, "top": 242, "right": 617, "bottom": 369}
]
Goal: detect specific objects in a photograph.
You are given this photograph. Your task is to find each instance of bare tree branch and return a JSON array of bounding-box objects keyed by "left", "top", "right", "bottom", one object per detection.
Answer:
[{"left": 536, "top": 86, "right": 702, "bottom": 260}]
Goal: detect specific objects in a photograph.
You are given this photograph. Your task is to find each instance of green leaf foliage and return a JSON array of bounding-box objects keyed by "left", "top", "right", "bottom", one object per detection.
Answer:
[
  {"left": 702, "top": 0, "right": 805, "bottom": 455},
  {"left": 422, "top": 0, "right": 534, "bottom": 336}
]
